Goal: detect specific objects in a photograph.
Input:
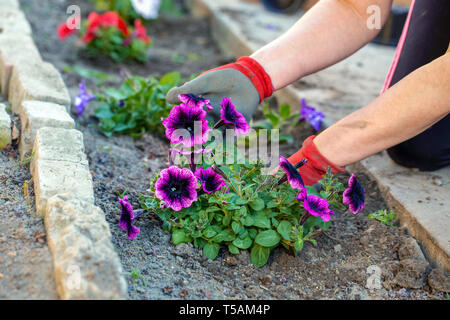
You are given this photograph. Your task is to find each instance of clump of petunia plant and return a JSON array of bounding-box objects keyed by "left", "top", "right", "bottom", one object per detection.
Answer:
[
  {"left": 130, "top": 95, "right": 366, "bottom": 267},
  {"left": 58, "top": 11, "right": 152, "bottom": 62}
]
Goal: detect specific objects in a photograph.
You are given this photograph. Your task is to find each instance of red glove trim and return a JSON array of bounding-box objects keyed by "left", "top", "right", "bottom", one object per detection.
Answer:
[
  {"left": 288, "top": 135, "right": 345, "bottom": 185},
  {"left": 202, "top": 56, "right": 273, "bottom": 103}
]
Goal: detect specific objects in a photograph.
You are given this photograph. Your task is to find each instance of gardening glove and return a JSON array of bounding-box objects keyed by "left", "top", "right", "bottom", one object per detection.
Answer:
[
  {"left": 166, "top": 56, "right": 273, "bottom": 121},
  {"left": 287, "top": 135, "right": 345, "bottom": 186}
]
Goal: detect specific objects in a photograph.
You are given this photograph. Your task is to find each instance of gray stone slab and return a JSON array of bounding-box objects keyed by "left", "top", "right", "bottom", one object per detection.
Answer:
[
  {"left": 191, "top": 0, "right": 450, "bottom": 270},
  {"left": 0, "top": 34, "right": 42, "bottom": 98},
  {"left": 45, "top": 193, "right": 127, "bottom": 299},
  {"left": 0, "top": 0, "right": 19, "bottom": 9},
  {"left": 0, "top": 103, "right": 11, "bottom": 150},
  {"left": 0, "top": 8, "right": 31, "bottom": 36},
  {"left": 31, "top": 158, "right": 95, "bottom": 217},
  {"left": 19, "top": 100, "right": 74, "bottom": 159},
  {"left": 31, "top": 127, "right": 88, "bottom": 173},
  {"left": 9, "top": 61, "right": 71, "bottom": 114}
]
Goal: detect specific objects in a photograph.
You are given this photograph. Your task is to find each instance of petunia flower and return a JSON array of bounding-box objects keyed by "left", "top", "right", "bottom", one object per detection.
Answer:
[
  {"left": 155, "top": 166, "right": 198, "bottom": 211},
  {"left": 298, "top": 98, "right": 324, "bottom": 131},
  {"left": 118, "top": 196, "right": 141, "bottom": 239},
  {"left": 343, "top": 173, "right": 365, "bottom": 214},
  {"left": 131, "top": 0, "right": 161, "bottom": 20},
  {"left": 178, "top": 93, "right": 213, "bottom": 112},
  {"left": 195, "top": 167, "right": 229, "bottom": 194},
  {"left": 297, "top": 187, "right": 307, "bottom": 202},
  {"left": 162, "top": 104, "right": 210, "bottom": 148},
  {"left": 302, "top": 194, "right": 334, "bottom": 222},
  {"left": 219, "top": 97, "right": 249, "bottom": 135},
  {"left": 74, "top": 81, "right": 96, "bottom": 116},
  {"left": 278, "top": 156, "right": 305, "bottom": 190}
]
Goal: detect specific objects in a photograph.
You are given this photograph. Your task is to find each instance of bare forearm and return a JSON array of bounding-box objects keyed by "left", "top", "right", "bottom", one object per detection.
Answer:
[
  {"left": 251, "top": 0, "right": 392, "bottom": 90},
  {"left": 314, "top": 51, "right": 450, "bottom": 166}
]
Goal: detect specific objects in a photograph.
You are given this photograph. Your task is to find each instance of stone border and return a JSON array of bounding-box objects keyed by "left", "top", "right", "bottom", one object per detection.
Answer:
[
  {"left": 187, "top": 0, "right": 450, "bottom": 270},
  {"left": 0, "top": 0, "right": 127, "bottom": 299}
]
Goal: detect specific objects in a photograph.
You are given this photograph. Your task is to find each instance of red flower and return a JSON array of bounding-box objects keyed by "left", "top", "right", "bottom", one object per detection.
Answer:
[
  {"left": 57, "top": 17, "right": 78, "bottom": 40},
  {"left": 82, "top": 11, "right": 129, "bottom": 43},
  {"left": 133, "top": 19, "right": 151, "bottom": 44}
]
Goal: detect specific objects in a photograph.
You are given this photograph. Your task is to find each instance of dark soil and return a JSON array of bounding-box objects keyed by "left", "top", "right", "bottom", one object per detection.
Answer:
[
  {"left": 18, "top": 0, "right": 448, "bottom": 300},
  {"left": 0, "top": 103, "right": 58, "bottom": 299}
]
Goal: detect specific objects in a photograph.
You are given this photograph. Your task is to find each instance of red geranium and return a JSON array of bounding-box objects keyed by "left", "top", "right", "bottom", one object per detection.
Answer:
[
  {"left": 133, "top": 19, "right": 151, "bottom": 44},
  {"left": 82, "top": 11, "right": 129, "bottom": 43},
  {"left": 57, "top": 17, "right": 79, "bottom": 40}
]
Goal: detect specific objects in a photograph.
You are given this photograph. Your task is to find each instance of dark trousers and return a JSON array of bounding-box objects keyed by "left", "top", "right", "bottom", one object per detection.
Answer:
[{"left": 386, "top": 0, "right": 450, "bottom": 171}]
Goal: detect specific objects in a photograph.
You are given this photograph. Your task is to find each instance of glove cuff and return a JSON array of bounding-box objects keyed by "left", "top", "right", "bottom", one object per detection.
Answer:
[
  {"left": 204, "top": 56, "right": 274, "bottom": 103},
  {"left": 288, "top": 135, "right": 345, "bottom": 174},
  {"left": 302, "top": 135, "right": 345, "bottom": 174}
]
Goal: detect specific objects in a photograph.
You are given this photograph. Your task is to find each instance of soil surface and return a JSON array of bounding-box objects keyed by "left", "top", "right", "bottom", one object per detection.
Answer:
[
  {"left": 17, "top": 0, "right": 448, "bottom": 300},
  {"left": 0, "top": 99, "right": 58, "bottom": 299}
]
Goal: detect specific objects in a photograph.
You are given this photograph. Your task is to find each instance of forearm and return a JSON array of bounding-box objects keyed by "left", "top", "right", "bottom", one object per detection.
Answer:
[
  {"left": 251, "top": 0, "right": 392, "bottom": 90},
  {"left": 314, "top": 50, "right": 450, "bottom": 166}
]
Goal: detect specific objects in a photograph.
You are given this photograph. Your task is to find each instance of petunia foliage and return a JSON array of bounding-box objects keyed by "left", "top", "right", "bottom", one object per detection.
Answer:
[
  {"left": 139, "top": 95, "right": 365, "bottom": 267},
  {"left": 93, "top": 72, "right": 181, "bottom": 137}
]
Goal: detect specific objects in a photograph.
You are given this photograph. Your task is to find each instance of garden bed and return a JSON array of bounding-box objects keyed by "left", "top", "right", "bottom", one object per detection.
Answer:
[{"left": 18, "top": 0, "right": 448, "bottom": 299}]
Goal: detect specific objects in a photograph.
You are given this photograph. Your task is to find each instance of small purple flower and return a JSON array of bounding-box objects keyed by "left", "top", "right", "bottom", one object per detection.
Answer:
[
  {"left": 118, "top": 195, "right": 140, "bottom": 239},
  {"left": 343, "top": 174, "right": 365, "bottom": 214},
  {"left": 155, "top": 166, "right": 198, "bottom": 211},
  {"left": 178, "top": 93, "right": 213, "bottom": 112},
  {"left": 162, "top": 104, "right": 210, "bottom": 148},
  {"left": 219, "top": 97, "right": 249, "bottom": 135},
  {"left": 298, "top": 98, "right": 324, "bottom": 131},
  {"left": 302, "top": 194, "right": 334, "bottom": 222},
  {"left": 74, "top": 81, "right": 96, "bottom": 116},
  {"left": 194, "top": 167, "right": 228, "bottom": 194},
  {"left": 279, "top": 156, "right": 305, "bottom": 190},
  {"left": 296, "top": 187, "right": 307, "bottom": 202}
]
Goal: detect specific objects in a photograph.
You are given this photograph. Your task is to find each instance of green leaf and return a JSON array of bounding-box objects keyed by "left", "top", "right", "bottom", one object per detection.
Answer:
[
  {"left": 306, "top": 186, "right": 320, "bottom": 196},
  {"left": 203, "top": 227, "right": 218, "bottom": 238},
  {"left": 159, "top": 71, "right": 181, "bottom": 86},
  {"left": 250, "top": 244, "right": 270, "bottom": 267},
  {"left": 203, "top": 242, "right": 220, "bottom": 260},
  {"left": 279, "top": 104, "right": 291, "bottom": 119},
  {"left": 277, "top": 220, "right": 292, "bottom": 241},
  {"left": 212, "top": 229, "right": 235, "bottom": 242},
  {"left": 172, "top": 229, "right": 191, "bottom": 245},
  {"left": 253, "top": 215, "right": 271, "bottom": 229},
  {"left": 249, "top": 198, "right": 265, "bottom": 211},
  {"left": 242, "top": 215, "right": 254, "bottom": 227},
  {"left": 255, "top": 230, "right": 280, "bottom": 247},
  {"left": 232, "top": 236, "right": 252, "bottom": 249},
  {"left": 231, "top": 221, "right": 241, "bottom": 234},
  {"left": 228, "top": 244, "right": 240, "bottom": 255},
  {"left": 294, "top": 239, "right": 304, "bottom": 255}
]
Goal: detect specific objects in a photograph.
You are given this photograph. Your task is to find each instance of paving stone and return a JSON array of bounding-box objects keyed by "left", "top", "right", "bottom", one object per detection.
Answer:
[
  {"left": 31, "top": 158, "right": 94, "bottom": 217},
  {"left": 0, "top": 103, "right": 11, "bottom": 150},
  {"left": 45, "top": 193, "right": 127, "bottom": 299},
  {"left": 9, "top": 61, "right": 71, "bottom": 114},
  {"left": 0, "top": 0, "right": 19, "bottom": 9},
  {"left": 30, "top": 127, "right": 87, "bottom": 173},
  {"left": 0, "top": 8, "right": 31, "bottom": 36},
  {"left": 0, "top": 34, "right": 42, "bottom": 98},
  {"left": 427, "top": 268, "right": 450, "bottom": 293},
  {"left": 19, "top": 101, "right": 74, "bottom": 160}
]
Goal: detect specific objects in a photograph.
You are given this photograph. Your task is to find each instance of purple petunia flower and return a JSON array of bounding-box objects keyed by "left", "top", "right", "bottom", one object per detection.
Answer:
[
  {"left": 162, "top": 104, "right": 210, "bottom": 148},
  {"left": 298, "top": 98, "right": 324, "bottom": 131},
  {"left": 302, "top": 194, "right": 334, "bottom": 222},
  {"left": 194, "top": 167, "right": 228, "bottom": 194},
  {"left": 178, "top": 93, "right": 213, "bottom": 112},
  {"left": 297, "top": 187, "right": 307, "bottom": 202},
  {"left": 279, "top": 156, "right": 305, "bottom": 190},
  {"left": 155, "top": 166, "right": 198, "bottom": 211},
  {"left": 118, "top": 195, "right": 140, "bottom": 239},
  {"left": 219, "top": 97, "right": 250, "bottom": 135},
  {"left": 74, "top": 81, "right": 96, "bottom": 116},
  {"left": 343, "top": 173, "right": 365, "bottom": 214}
]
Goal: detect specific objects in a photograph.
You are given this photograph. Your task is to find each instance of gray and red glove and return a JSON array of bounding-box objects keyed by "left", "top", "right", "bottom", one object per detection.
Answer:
[{"left": 166, "top": 56, "right": 273, "bottom": 121}]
